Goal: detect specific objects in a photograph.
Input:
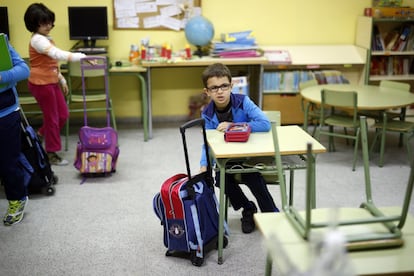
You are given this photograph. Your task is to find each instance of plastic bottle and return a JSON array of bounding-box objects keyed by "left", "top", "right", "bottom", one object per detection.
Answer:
[
  {"left": 141, "top": 46, "right": 146, "bottom": 60},
  {"left": 129, "top": 44, "right": 139, "bottom": 65}
]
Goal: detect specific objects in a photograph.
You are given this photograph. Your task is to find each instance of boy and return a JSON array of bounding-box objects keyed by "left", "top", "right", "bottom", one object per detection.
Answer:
[
  {"left": 0, "top": 35, "right": 30, "bottom": 225},
  {"left": 199, "top": 63, "right": 279, "bottom": 234}
]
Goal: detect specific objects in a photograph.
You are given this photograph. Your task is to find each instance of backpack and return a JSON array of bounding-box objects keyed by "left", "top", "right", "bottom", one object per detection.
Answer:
[{"left": 74, "top": 126, "right": 119, "bottom": 174}]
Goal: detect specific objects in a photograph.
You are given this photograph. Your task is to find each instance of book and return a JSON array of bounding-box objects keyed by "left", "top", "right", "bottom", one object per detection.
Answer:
[
  {"left": 231, "top": 76, "right": 249, "bottom": 96},
  {"left": 372, "top": 25, "right": 385, "bottom": 51},
  {"left": 264, "top": 50, "right": 291, "bottom": 65},
  {"left": 384, "top": 29, "right": 400, "bottom": 51},
  {"left": 0, "top": 33, "right": 12, "bottom": 89}
]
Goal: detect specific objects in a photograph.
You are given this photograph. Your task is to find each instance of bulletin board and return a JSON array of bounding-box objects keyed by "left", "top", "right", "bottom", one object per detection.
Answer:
[{"left": 113, "top": 0, "right": 202, "bottom": 31}]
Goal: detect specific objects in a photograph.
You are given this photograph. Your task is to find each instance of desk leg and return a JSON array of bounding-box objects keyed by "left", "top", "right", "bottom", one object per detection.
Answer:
[
  {"left": 216, "top": 159, "right": 227, "bottom": 265},
  {"left": 135, "top": 73, "right": 149, "bottom": 142},
  {"left": 110, "top": 72, "right": 149, "bottom": 141},
  {"left": 146, "top": 68, "right": 153, "bottom": 139},
  {"left": 265, "top": 253, "right": 273, "bottom": 276}
]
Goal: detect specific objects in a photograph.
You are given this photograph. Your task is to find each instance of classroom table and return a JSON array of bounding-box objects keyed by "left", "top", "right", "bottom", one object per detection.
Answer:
[
  {"left": 254, "top": 207, "right": 414, "bottom": 276},
  {"left": 300, "top": 83, "right": 414, "bottom": 129},
  {"left": 141, "top": 56, "right": 267, "bottom": 139},
  {"left": 206, "top": 125, "right": 326, "bottom": 264}
]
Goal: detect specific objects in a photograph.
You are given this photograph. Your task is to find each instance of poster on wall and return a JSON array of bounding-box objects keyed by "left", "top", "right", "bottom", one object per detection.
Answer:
[{"left": 113, "top": 0, "right": 202, "bottom": 30}]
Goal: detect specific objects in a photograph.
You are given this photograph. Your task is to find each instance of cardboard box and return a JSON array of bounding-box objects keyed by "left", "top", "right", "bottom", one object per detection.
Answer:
[{"left": 372, "top": 7, "right": 414, "bottom": 18}]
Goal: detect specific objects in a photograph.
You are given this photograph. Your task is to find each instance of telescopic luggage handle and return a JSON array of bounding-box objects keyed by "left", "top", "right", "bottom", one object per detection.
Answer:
[{"left": 180, "top": 118, "right": 213, "bottom": 186}]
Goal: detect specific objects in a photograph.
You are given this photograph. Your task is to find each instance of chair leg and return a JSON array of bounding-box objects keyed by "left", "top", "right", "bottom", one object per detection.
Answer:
[
  {"left": 352, "top": 129, "right": 360, "bottom": 171},
  {"left": 65, "top": 118, "right": 70, "bottom": 151},
  {"left": 379, "top": 126, "right": 387, "bottom": 168},
  {"left": 369, "top": 130, "right": 380, "bottom": 160}
]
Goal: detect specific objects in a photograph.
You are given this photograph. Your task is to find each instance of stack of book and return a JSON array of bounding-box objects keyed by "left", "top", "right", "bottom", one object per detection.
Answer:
[
  {"left": 210, "top": 30, "right": 261, "bottom": 58},
  {"left": 372, "top": 24, "right": 414, "bottom": 51},
  {"left": 263, "top": 70, "right": 349, "bottom": 93}
]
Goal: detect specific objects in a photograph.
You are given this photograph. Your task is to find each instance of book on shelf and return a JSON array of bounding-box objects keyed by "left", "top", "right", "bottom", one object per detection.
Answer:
[
  {"left": 391, "top": 25, "right": 412, "bottom": 51},
  {"left": 384, "top": 28, "right": 400, "bottom": 51},
  {"left": 0, "top": 33, "right": 12, "bottom": 89},
  {"left": 264, "top": 50, "right": 291, "bottom": 64},
  {"left": 372, "top": 25, "right": 385, "bottom": 51}
]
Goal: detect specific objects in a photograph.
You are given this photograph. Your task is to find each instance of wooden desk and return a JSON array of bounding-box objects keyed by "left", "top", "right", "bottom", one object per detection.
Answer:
[
  {"left": 142, "top": 57, "right": 267, "bottom": 139},
  {"left": 301, "top": 83, "right": 414, "bottom": 111},
  {"left": 206, "top": 125, "right": 326, "bottom": 264},
  {"left": 254, "top": 207, "right": 414, "bottom": 276}
]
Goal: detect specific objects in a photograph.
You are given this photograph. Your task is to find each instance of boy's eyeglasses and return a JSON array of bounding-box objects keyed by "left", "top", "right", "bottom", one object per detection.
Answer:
[{"left": 207, "top": 83, "right": 232, "bottom": 93}]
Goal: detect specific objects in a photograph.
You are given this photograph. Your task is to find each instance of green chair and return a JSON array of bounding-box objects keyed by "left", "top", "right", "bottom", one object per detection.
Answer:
[
  {"left": 65, "top": 56, "right": 117, "bottom": 151},
  {"left": 281, "top": 116, "right": 414, "bottom": 251},
  {"left": 17, "top": 59, "right": 43, "bottom": 119},
  {"left": 299, "top": 79, "right": 319, "bottom": 136},
  {"left": 370, "top": 112, "right": 414, "bottom": 167},
  {"left": 359, "top": 80, "right": 411, "bottom": 123},
  {"left": 224, "top": 110, "right": 306, "bottom": 218},
  {"left": 315, "top": 89, "right": 360, "bottom": 171}
]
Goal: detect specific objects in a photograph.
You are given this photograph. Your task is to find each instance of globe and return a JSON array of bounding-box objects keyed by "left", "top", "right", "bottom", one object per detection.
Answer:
[{"left": 185, "top": 15, "right": 214, "bottom": 50}]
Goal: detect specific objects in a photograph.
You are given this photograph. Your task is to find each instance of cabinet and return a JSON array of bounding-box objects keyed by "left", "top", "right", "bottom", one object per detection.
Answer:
[
  {"left": 356, "top": 16, "right": 414, "bottom": 89},
  {"left": 261, "top": 45, "right": 367, "bottom": 124}
]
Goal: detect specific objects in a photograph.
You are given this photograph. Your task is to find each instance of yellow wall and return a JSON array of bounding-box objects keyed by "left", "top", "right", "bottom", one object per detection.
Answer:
[{"left": 4, "top": 0, "right": 413, "bottom": 120}]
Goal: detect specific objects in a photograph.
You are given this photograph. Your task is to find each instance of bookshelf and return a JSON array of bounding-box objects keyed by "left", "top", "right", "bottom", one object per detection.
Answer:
[
  {"left": 356, "top": 16, "right": 414, "bottom": 87},
  {"left": 261, "top": 45, "right": 367, "bottom": 124}
]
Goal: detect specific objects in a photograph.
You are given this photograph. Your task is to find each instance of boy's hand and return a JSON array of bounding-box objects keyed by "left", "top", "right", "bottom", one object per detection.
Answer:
[{"left": 217, "top": 121, "right": 231, "bottom": 132}]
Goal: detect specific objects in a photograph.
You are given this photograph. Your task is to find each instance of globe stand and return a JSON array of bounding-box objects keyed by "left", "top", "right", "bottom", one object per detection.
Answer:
[{"left": 194, "top": 45, "right": 209, "bottom": 57}]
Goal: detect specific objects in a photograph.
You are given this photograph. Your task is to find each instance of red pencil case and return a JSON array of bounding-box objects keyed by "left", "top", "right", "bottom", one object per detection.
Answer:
[{"left": 224, "top": 123, "right": 251, "bottom": 142}]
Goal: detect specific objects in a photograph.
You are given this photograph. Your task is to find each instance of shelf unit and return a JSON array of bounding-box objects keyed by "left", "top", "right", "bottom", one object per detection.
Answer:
[
  {"left": 261, "top": 45, "right": 367, "bottom": 124},
  {"left": 356, "top": 16, "right": 414, "bottom": 88}
]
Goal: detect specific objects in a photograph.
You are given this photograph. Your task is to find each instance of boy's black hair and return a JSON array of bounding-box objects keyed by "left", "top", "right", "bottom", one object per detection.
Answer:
[
  {"left": 202, "top": 63, "right": 232, "bottom": 88},
  {"left": 24, "top": 3, "right": 55, "bottom": 33}
]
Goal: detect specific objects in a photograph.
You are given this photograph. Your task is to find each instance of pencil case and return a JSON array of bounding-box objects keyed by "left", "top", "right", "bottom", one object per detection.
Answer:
[{"left": 224, "top": 123, "right": 251, "bottom": 142}]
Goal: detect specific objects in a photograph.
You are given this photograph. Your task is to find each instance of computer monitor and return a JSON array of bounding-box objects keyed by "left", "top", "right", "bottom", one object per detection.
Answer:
[
  {"left": 68, "top": 6, "right": 108, "bottom": 48},
  {"left": 0, "top": 6, "right": 10, "bottom": 40}
]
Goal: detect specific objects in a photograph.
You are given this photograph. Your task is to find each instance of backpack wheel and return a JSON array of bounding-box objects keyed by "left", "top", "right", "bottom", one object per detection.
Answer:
[
  {"left": 216, "top": 235, "right": 229, "bottom": 249},
  {"left": 44, "top": 186, "right": 55, "bottom": 196},
  {"left": 190, "top": 251, "right": 204, "bottom": 266}
]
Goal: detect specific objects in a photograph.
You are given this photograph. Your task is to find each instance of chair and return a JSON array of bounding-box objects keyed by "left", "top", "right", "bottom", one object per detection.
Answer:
[
  {"left": 359, "top": 80, "right": 411, "bottom": 146},
  {"left": 65, "top": 56, "right": 117, "bottom": 151},
  {"left": 299, "top": 79, "right": 319, "bottom": 136},
  {"left": 280, "top": 116, "right": 414, "bottom": 251},
  {"left": 370, "top": 112, "right": 414, "bottom": 167},
  {"left": 17, "top": 59, "right": 43, "bottom": 119},
  {"left": 315, "top": 89, "right": 360, "bottom": 171},
  {"left": 359, "top": 80, "right": 411, "bottom": 123},
  {"left": 224, "top": 111, "right": 306, "bottom": 218}
]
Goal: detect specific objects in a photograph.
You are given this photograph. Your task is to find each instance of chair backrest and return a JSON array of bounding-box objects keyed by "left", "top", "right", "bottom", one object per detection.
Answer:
[
  {"left": 263, "top": 110, "right": 281, "bottom": 126},
  {"left": 380, "top": 80, "right": 410, "bottom": 92},
  {"left": 320, "top": 89, "right": 358, "bottom": 123},
  {"left": 68, "top": 56, "right": 108, "bottom": 78},
  {"left": 321, "top": 89, "right": 357, "bottom": 108}
]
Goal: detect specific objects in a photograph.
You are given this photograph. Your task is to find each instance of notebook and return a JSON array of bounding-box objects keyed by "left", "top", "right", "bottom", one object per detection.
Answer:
[{"left": 0, "top": 33, "right": 12, "bottom": 89}]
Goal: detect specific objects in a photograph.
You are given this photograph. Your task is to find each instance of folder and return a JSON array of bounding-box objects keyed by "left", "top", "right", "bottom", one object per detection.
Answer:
[{"left": 0, "top": 33, "right": 12, "bottom": 89}]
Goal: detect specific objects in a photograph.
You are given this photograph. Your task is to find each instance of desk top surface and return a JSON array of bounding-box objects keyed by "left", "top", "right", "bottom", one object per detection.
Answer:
[
  {"left": 301, "top": 84, "right": 414, "bottom": 110},
  {"left": 206, "top": 125, "right": 326, "bottom": 159},
  {"left": 141, "top": 56, "right": 268, "bottom": 67},
  {"left": 254, "top": 207, "right": 414, "bottom": 275}
]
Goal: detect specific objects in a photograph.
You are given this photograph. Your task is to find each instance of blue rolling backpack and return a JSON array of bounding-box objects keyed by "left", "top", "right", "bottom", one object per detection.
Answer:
[{"left": 153, "top": 118, "right": 228, "bottom": 266}]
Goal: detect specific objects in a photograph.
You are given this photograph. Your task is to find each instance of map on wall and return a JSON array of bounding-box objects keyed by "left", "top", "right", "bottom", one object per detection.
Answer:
[{"left": 113, "top": 0, "right": 202, "bottom": 31}]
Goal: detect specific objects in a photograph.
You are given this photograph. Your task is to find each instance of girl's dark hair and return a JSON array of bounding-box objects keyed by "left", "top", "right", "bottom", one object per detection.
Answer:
[
  {"left": 202, "top": 63, "right": 232, "bottom": 88},
  {"left": 24, "top": 3, "right": 55, "bottom": 33}
]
